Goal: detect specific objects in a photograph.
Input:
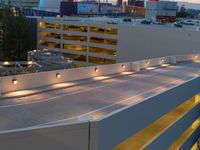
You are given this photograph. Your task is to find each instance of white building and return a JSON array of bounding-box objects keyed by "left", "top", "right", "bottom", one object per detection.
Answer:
[{"left": 146, "top": 1, "right": 177, "bottom": 21}]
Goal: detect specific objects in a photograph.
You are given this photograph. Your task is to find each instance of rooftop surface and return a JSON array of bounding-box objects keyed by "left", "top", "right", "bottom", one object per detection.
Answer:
[{"left": 0, "top": 61, "right": 199, "bottom": 133}]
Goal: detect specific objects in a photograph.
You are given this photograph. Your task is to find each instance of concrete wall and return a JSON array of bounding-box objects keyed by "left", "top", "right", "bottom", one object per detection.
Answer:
[
  {"left": 117, "top": 25, "right": 200, "bottom": 63},
  {"left": 0, "top": 54, "right": 198, "bottom": 94},
  {"left": 89, "top": 77, "right": 200, "bottom": 150},
  {"left": 0, "top": 122, "right": 89, "bottom": 150},
  {"left": 0, "top": 62, "right": 131, "bottom": 94}
]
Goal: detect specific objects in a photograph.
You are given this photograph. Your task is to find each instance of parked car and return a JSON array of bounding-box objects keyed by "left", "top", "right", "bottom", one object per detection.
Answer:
[
  {"left": 180, "top": 20, "right": 195, "bottom": 26},
  {"left": 141, "top": 20, "right": 152, "bottom": 24},
  {"left": 174, "top": 22, "right": 183, "bottom": 28},
  {"left": 123, "top": 18, "right": 132, "bottom": 22},
  {"left": 152, "top": 20, "right": 166, "bottom": 25},
  {"left": 107, "top": 20, "right": 118, "bottom": 24}
]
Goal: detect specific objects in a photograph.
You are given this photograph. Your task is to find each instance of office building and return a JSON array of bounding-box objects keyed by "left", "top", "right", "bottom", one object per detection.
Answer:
[{"left": 37, "top": 17, "right": 200, "bottom": 66}]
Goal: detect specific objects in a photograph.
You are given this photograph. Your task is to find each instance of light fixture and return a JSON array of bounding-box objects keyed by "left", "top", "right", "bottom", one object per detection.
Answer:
[
  {"left": 94, "top": 68, "right": 99, "bottom": 72},
  {"left": 194, "top": 55, "right": 198, "bottom": 59},
  {"left": 27, "top": 61, "right": 33, "bottom": 65},
  {"left": 122, "top": 64, "right": 125, "bottom": 69},
  {"left": 161, "top": 58, "right": 165, "bottom": 63},
  {"left": 56, "top": 73, "right": 61, "bottom": 78},
  {"left": 12, "top": 79, "right": 18, "bottom": 85},
  {"left": 146, "top": 60, "right": 150, "bottom": 65},
  {"left": 3, "top": 61, "right": 9, "bottom": 65}
]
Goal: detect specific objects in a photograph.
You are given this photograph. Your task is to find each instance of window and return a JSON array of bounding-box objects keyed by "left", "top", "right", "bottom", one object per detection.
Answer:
[
  {"left": 63, "top": 34, "right": 87, "bottom": 42},
  {"left": 63, "top": 44, "right": 87, "bottom": 52},
  {"left": 40, "top": 32, "right": 60, "bottom": 39},
  {"left": 63, "top": 25, "right": 87, "bottom": 32},
  {"left": 63, "top": 53, "right": 86, "bottom": 62},
  {"left": 89, "top": 47, "right": 116, "bottom": 56},
  {"left": 90, "top": 27, "right": 118, "bottom": 35},
  {"left": 89, "top": 56, "right": 116, "bottom": 65},
  {"left": 39, "top": 22, "right": 61, "bottom": 29},
  {"left": 90, "top": 37, "right": 117, "bottom": 45},
  {"left": 39, "top": 40, "right": 60, "bottom": 48}
]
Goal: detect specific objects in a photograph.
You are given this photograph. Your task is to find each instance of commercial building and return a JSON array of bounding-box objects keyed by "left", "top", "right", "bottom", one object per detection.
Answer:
[
  {"left": 146, "top": 0, "right": 177, "bottom": 22},
  {"left": 10, "top": 0, "right": 39, "bottom": 8},
  {"left": 0, "top": 54, "right": 199, "bottom": 150},
  {"left": 60, "top": 1, "right": 118, "bottom": 16},
  {"left": 37, "top": 17, "right": 200, "bottom": 66}
]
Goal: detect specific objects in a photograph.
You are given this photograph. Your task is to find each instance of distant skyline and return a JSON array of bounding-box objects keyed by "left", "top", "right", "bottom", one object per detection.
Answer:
[{"left": 168, "top": 0, "right": 199, "bottom": 3}]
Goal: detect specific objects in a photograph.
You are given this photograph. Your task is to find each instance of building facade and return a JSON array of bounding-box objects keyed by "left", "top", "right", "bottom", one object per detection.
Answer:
[
  {"left": 37, "top": 18, "right": 117, "bottom": 67},
  {"left": 11, "top": 0, "right": 39, "bottom": 8},
  {"left": 146, "top": 1, "right": 177, "bottom": 21},
  {"left": 37, "top": 17, "right": 200, "bottom": 66}
]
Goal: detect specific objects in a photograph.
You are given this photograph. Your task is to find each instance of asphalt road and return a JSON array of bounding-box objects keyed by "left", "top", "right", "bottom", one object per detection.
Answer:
[{"left": 0, "top": 62, "right": 199, "bottom": 132}]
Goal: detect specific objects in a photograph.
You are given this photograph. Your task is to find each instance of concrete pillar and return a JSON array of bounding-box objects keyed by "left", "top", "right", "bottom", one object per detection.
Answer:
[
  {"left": 131, "top": 62, "right": 140, "bottom": 72},
  {"left": 169, "top": 56, "right": 176, "bottom": 65}
]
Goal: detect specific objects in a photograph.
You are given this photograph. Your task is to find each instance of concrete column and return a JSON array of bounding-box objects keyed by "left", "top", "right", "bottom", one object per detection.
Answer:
[
  {"left": 131, "top": 62, "right": 140, "bottom": 72},
  {"left": 169, "top": 56, "right": 176, "bottom": 65}
]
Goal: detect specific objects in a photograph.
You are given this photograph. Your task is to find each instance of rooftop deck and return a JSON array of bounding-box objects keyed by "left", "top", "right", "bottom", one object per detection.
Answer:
[{"left": 0, "top": 61, "right": 199, "bottom": 133}]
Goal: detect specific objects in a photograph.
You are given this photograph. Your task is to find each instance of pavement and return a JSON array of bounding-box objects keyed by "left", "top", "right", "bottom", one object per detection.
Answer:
[{"left": 0, "top": 62, "right": 199, "bottom": 133}]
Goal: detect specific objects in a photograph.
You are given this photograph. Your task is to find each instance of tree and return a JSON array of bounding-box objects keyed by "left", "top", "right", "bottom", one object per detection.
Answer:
[
  {"left": 177, "top": 5, "right": 189, "bottom": 18},
  {"left": 0, "top": 1, "right": 30, "bottom": 61}
]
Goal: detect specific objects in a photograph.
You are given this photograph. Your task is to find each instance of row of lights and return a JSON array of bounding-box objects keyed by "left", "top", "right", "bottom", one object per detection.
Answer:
[
  {"left": 12, "top": 73, "right": 62, "bottom": 85},
  {"left": 145, "top": 58, "right": 166, "bottom": 66},
  {"left": 95, "top": 64, "right": 126, "bottom": 72},
  {"left": 10, "top": 56, "right": 199, "bottom": 85}
]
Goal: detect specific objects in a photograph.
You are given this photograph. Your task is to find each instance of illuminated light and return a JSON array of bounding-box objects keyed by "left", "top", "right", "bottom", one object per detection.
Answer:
[
  {"left": 121, "top": 72, "right": 133, "bottom": 75},
  {"left": 93, "top": 76, "right": 110, "bottom": 81},
  {"left": 146, "top": 60, "right": 150, "bottom": 65},
  {"left": 56, "top": 73, "right": 61, "bottom": 78},
  {"left": 160, "top": 58, "right": 165, "bottom": 63},
  {"left": 161, "top": 64, "right": 170, "bottom": 67},
  {"left": 33, "top": 49, "right": 37, "bottom": 52},
  {"left": 122, "top": 64, "right": 126, "bottom": 69},
  {"left": 146, "top": 67, "right": 156, "bottom": 70},
  {"left": 27, "top": 61, "right": 33, "bottom": 65},
  {"left": 94, "top": 68, "right": 99, "bottom": 72},
  {"left": 12, "top": 79, "right": 18, "bottom": 85},
  {"left": 194, "top": 55, "right": 198, "bottom": 58},
  {"left": 3, "top": 61, "right": 9, "bottom": 65}
]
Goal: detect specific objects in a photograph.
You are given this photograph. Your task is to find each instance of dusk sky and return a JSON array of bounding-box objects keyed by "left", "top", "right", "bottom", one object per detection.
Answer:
[{"left": 171, "top": 0, "right": 199, "bottom": 3}]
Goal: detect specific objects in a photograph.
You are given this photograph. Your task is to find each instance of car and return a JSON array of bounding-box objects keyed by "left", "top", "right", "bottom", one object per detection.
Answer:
[
  {"left": 141, "top": 20, "right": 152, "bottom": 24},
  {"left": 152, "top": 20, "right": 166, "bottom": 25},
  {"left": 107, "top": 20, "right": 118, "bottom": 24},
  {"left": 174, "top": 22, "right": 183, "bottom": 28},
  {"left": 123, "top": 18, "right": 132, "bottom": 22},
  {"left": 180, "top": 20, "right": 195, "bottom": 26}
]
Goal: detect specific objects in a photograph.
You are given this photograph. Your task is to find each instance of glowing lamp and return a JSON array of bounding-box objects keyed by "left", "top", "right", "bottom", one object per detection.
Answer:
[
  {"left": 94, "top": 68, "right": 99, "bottom": 72},
  {"left": 12, "top": 79, "right": 18, "bottom": 85},
  {"left": 56, "top": 73, "right": 61, "bottom": 78}
]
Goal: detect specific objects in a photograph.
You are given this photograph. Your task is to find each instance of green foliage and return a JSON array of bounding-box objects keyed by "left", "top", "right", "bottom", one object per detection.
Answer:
[
  {"left": 0, "top": 2, "right": 29, "bottom": 61},
  {"left": 177, "top": 5, "right": 189, "bottom": 18}
]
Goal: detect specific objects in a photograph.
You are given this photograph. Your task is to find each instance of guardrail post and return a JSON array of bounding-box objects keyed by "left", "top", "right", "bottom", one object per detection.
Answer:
[{"left": 169, "top": 56, "right": 176, "bottom": 65}]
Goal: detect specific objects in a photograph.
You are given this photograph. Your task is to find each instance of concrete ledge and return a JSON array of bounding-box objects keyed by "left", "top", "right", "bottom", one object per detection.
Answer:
[
  {"left": 90, "top": 77, "right": 200, "bottom": 150},
  {"left": 0, "top": 122, "right": 89, "bottom": 150},
  {"left": 0, "top": 54, "right": 198, "bottom": 96}
]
